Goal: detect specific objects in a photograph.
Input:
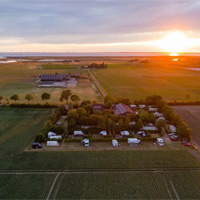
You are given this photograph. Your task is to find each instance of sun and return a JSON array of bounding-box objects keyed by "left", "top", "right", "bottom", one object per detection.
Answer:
[{"left": 158, "top": 31, "right": 191, "bottom": 55}]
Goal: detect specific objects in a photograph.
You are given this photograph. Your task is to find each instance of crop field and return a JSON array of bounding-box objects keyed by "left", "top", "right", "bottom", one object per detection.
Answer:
[
  {"left": 0, "top": 62, "right": 97, "bottom": 103},
  {"left": 1, "top": 106, "right": 200, "bottom": 200},
  {"left": 92, "top": 61, "right": 200, "bottom": 101},
  {"left": 42, "top": 63, "right": 79, "bottom": 69},
  {"left": 0, "top": 174, "right": 56, "bottom": 199},
  {"left": 172, "top": 106, "right": 200, "bottom": 147}
]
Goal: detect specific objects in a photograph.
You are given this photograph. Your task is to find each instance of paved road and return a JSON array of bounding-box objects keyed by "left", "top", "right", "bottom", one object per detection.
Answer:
[{"left": 87, "top": 69, "right": 106, "bottom": 98}]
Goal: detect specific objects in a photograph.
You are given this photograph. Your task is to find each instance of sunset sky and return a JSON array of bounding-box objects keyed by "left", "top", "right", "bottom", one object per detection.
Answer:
[{"left": 1, "top": 0, "right": 200, "bottom": 52}]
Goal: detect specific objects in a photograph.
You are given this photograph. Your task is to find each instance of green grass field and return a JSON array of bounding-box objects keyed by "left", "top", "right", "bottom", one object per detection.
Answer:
[
  {"left": 0, "top": 62, "right": 97, "bottom": 104},
  {"left": 93, "top": 62, "right": 200, "bottom": 101}
]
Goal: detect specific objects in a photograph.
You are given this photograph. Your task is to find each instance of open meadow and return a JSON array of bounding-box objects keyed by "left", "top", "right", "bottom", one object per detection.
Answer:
[
  {"left": 0, "top": 61, "right": 98, "bottom": 104},
  {"left": 92, "top": 57, "right": 200, "bottom": 101},
  {"left": 1, "top": 107, "right": 200, "bottom": 199}
]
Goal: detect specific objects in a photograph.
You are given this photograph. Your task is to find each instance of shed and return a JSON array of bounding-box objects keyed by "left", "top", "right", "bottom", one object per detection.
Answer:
[
  {"left": 112, "top": 139, "right": 119, "bottom": 147},
  {"left": 48, "top": 131, "right": 56, "bottom": 138},
  {"left": 47, "top": 141, "right": 59, "bottom": 146},
  {"left": 120, "top": 131, "right": 130, "bottom": 136}
]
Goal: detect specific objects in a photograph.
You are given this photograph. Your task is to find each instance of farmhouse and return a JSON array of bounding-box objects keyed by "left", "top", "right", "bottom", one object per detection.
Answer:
[
  {"left": 92, "top": 103, "right": 105, "bottom": 111},
  {"left": 112, "top": 103, "right": 135, "bottom": 116}
]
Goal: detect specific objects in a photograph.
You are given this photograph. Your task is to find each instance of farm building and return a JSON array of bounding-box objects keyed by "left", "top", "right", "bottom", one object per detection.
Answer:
[
  {"left": 120, "top": 131, "right": 130, "bottom": 136},
  {"left": 112, "top": 103, "right": 135, "bottom": 116},
  {"left": 92, "top": 103, "right": 105, "bottom": 111},
  {"left": 143, "top": 126, "right": 158, "bottom": 131},
  {"left": 169, "top": 125, "right": 177, "bottom": 133},
  {"left": 39, "top": 74, "right": 70, "bottom": 82},
  {"left": 47, "top": 141, "right": 59, "bottom": 146}
]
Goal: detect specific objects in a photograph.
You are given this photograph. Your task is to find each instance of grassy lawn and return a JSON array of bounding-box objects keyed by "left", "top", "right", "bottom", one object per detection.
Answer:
[{"left": 93, "top": 62, "right": 200, "bottom": 101}]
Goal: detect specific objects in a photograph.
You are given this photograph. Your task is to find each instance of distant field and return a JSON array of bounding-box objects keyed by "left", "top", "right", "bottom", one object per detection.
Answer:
[
  {"left": 0, "top": 62, "right": 98, "bottom": 103},
  {"left": 42, "top": 63, "right": 79, "bottom": 69},
  {"left": 172, "top": 106, "right": 200, "bottom": 147},
  {"left": 93, "top": 62, "right": 200, "bottom": 101}
]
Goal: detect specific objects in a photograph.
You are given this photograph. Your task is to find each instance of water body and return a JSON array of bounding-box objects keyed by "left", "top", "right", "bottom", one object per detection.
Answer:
[
  {"left": 186, "top": 68, "right": 200, "bottom": 71},
  {"left": 0, "top": 60, "right": 17, "bottom": 63},
  {"left": 0, "top": 52, "right": 199, "bottom": 58}
]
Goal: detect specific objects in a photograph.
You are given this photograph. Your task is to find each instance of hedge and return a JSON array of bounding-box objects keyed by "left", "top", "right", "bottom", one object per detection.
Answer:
[{"left": 9, "top": 103, "right": 58, "bottom": 108}]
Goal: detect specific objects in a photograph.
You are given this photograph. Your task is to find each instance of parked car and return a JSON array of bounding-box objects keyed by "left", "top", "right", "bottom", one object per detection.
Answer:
[
  {"left": 170, "top": 135, "right": 178, "bottom": 141},
  {"left": 181, "top": 141, "right": 191, "bottom": 147}
]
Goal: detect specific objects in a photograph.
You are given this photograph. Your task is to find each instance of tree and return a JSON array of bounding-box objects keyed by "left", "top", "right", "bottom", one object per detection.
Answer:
[
  {"left": 97, "top": 116, "right": 106, "bottom": 129},
  {"left": 0, "top": 96, "right": 3, "bottom": 104},
  {"left": 60, "top": 90, "right": 72, "bottom": 104},
  {"left": 81, "top": 100, "right": 91, "bottom": 107},
  {"left": 10, "top": 94, "right": 19, "bottom": 103},
  {"left": 70, "top": 95, "right": 81, "bottom": 103},
  {"left": 105, "top": 100, "right": 113, "bottom": 109},
  {"left": 76, "top": 108, "right": 87, "bottom": 117},
  {"left": 104, "top": 95, "right": 114, "bottom": 104},
  {"left": 41, "top": 93, "right": 50, "bottom": 103},
  {"left": 135, "top": 119, "right": 143, "bottom": 131},
  {"left": 156, "top": 120, "right": 166, "bottom": 129},
  {"left": 89, "top": 114, "right": 99, "bottom": 126},
  {"left": 25, "top": 94, "right": 34, "bottom": 102},
  {"left": 83, "top": 105, "right": 93, "bottom": 114}
]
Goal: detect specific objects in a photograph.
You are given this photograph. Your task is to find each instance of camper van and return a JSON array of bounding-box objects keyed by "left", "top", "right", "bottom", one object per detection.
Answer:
[
  {"left": 127, "top": 138, "right": 140, "bottom": 145},
  {"left": 157, "top": 138, "right": 164, "bottom": 146},
  {"left": 112, "top": 139, "right": 119, "bottom": 147}
]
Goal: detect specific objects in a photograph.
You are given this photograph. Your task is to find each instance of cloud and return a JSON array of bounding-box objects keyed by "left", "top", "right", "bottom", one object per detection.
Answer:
[{"left": 0, "top": 0, "right": 200, "bottom": 51}]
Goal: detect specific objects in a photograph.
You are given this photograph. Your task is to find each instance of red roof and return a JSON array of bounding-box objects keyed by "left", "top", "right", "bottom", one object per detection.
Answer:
[{"left": 112, "top": 103, "right": 135, "bottom": 116}]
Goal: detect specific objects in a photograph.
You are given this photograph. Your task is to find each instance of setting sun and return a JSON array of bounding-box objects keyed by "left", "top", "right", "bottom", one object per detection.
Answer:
[{"left": 159, "top": 31, "right": 191, "bottom": 53}]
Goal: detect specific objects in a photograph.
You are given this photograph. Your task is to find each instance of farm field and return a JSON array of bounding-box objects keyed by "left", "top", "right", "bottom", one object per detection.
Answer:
[
  {"left": 1, "top": 107, "right": 200, "bottom": 199},
  {"left": 0, "top": 62, "right": 98, "bottom": 104},
  {"left": 92, "top": 61, "right": 200, "bottom": 101},
  {"left": 172, "top": 106, "right": 200, "bottom": 147}
]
